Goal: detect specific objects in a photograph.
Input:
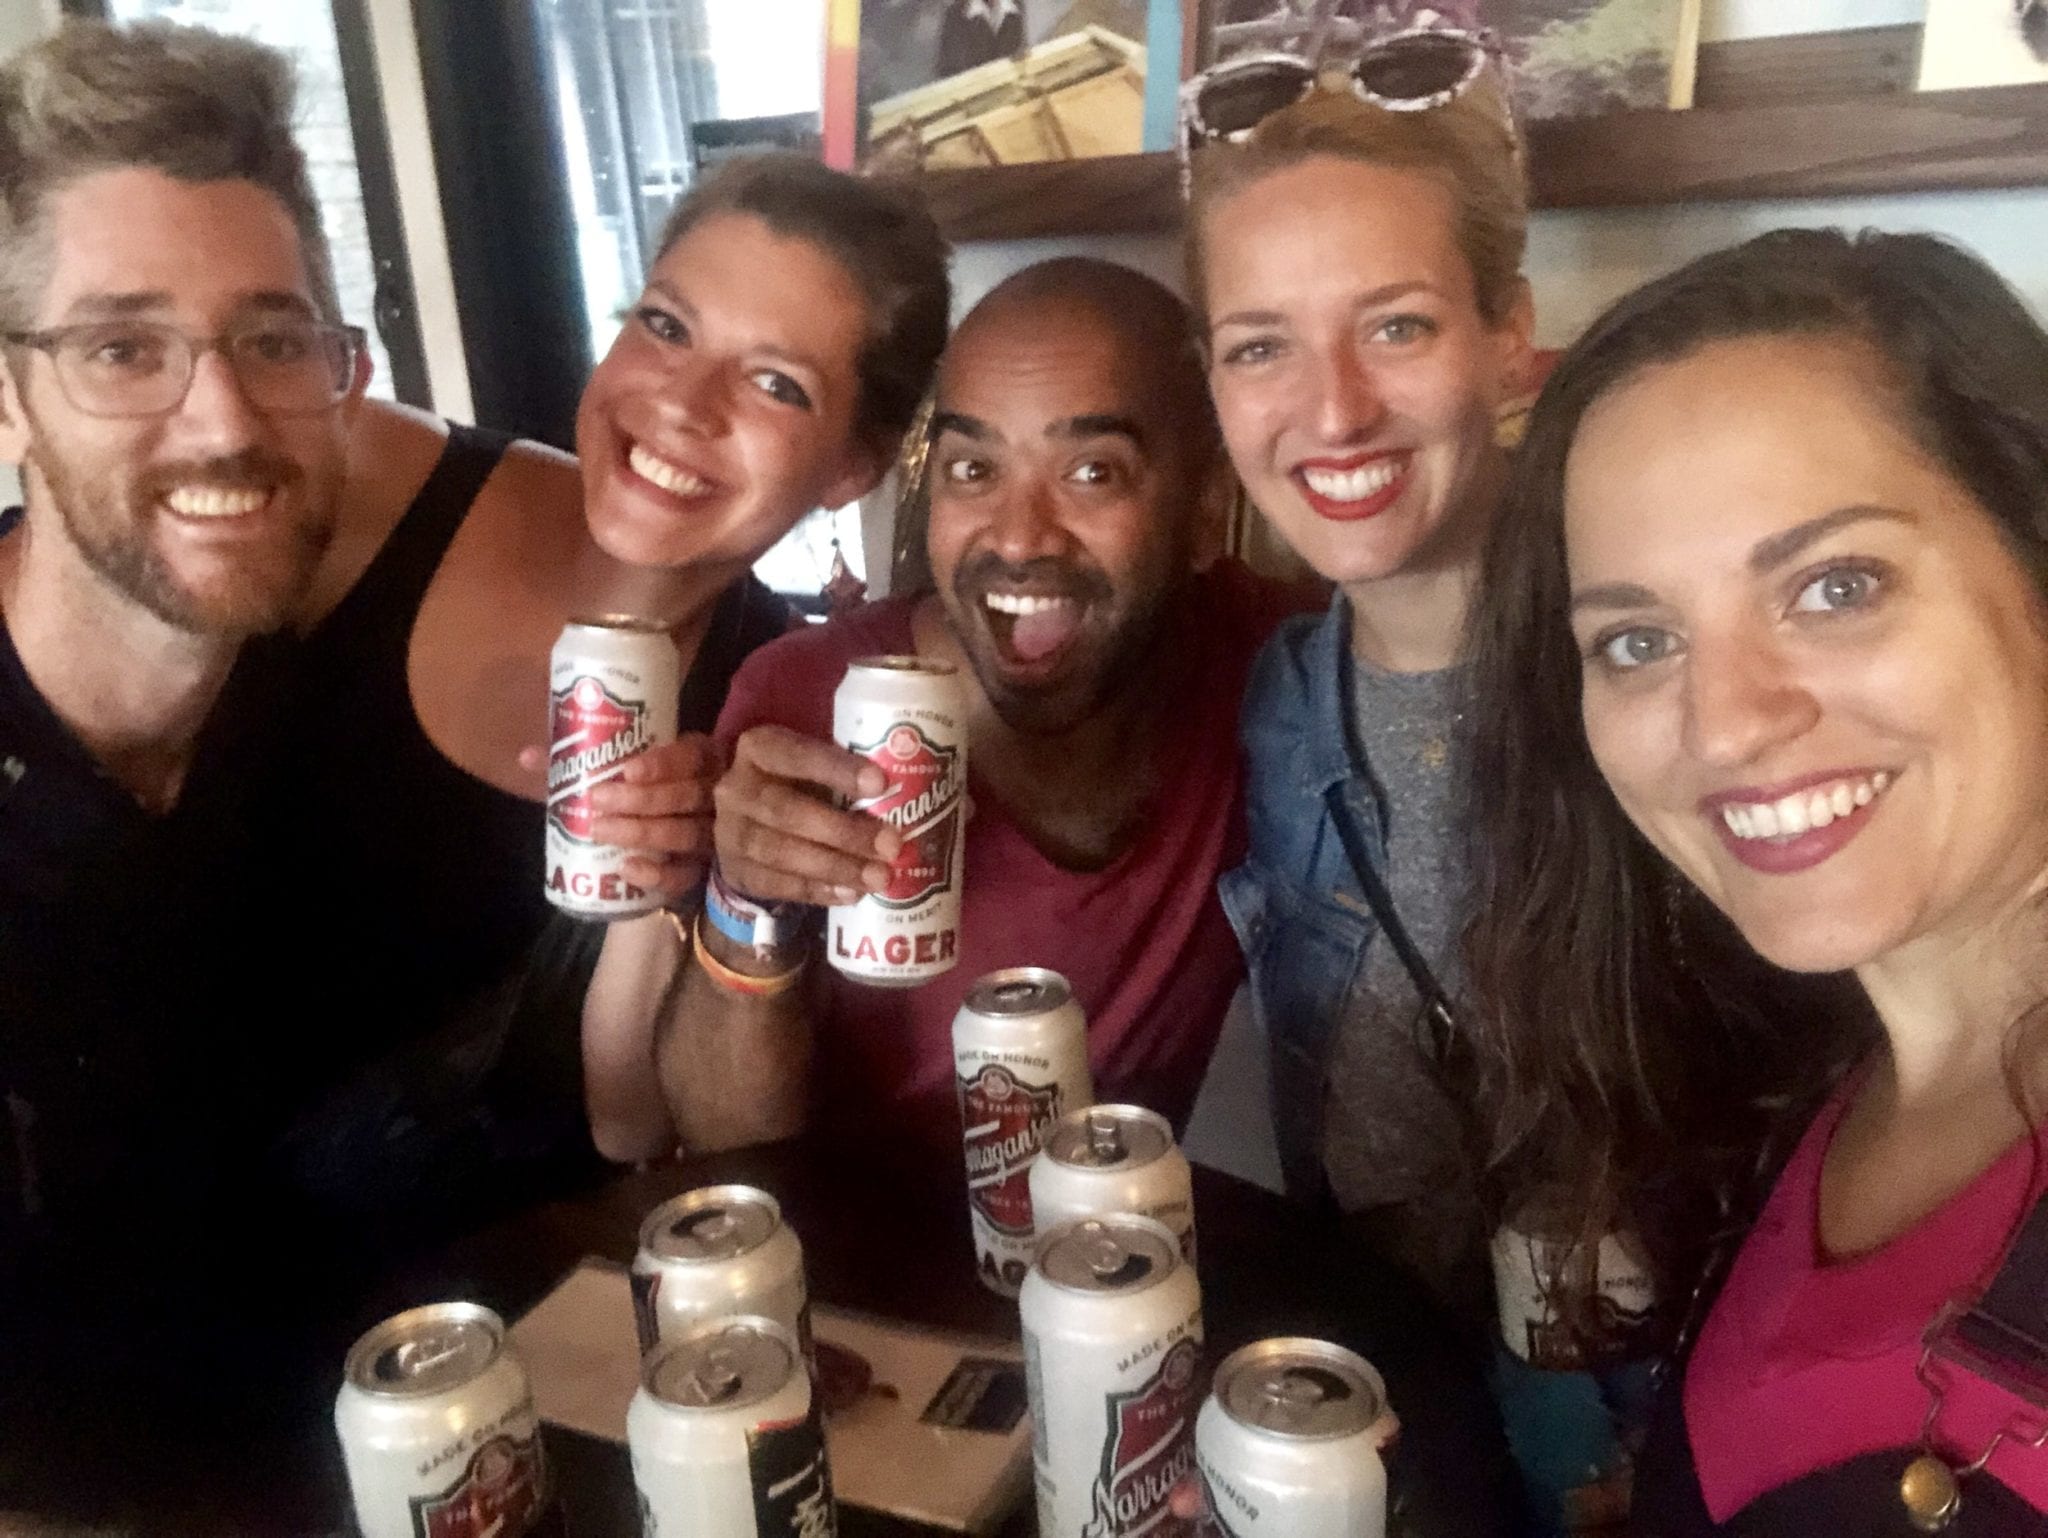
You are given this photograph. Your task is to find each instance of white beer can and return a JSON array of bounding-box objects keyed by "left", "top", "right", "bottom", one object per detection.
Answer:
[
  {"left": 628, "top": 1316, "right": 836, "bottom": 1537},
  {"left": 545, "top": 616, "right": 680, "bottom": 920},
  {"left": 1031, "top": 1104, "right": 1197, "bottom": 1264},
  {"left": 631, "top": 1184, "right": 812, "bottom": 1361},
  {"left": 952, "top": 966, "right": 1095, "bottom": 1297},
  {"left": 1196, "top": 1338, "right": 1394, "bottom": 1537},
  {"left": 827, "top": 656, "right": 967, "bottom": 987},
  {"left": 1022, "top": 1215, "right": 1204, "bottom": 1538},
  {"left": 335, "top": 1301, "right": 550, "bottom": 1538}
]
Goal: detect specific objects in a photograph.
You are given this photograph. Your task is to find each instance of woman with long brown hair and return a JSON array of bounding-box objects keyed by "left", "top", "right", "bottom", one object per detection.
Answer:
[{"left": 1464, "top": 227, "right": 2048, "bottom": 1527}]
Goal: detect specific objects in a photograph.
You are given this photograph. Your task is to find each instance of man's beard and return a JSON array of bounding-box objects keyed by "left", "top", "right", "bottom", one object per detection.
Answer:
[
  {"left": 34, "top": 444, "right": 336, "bottom": 638},
  {"left": 945, "top": 552, "right": 1175, "bottom": 737}
]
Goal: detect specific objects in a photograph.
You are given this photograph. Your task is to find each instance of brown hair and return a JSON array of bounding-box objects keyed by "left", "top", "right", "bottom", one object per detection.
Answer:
[
  {"left": 654, "top": 154, "right": 952, "bottom": 452},
  {"left": 0, "top": 20, "right": 337, "bottom": 330},
  {"left": 1462, "top": 227, "right": 2048, "bottom": 1341},
  {"left": 1186, "top": 83, "right": 1527, "bottom": 326}
]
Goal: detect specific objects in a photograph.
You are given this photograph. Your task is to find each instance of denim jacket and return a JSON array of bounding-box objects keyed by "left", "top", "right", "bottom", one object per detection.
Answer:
[{"left": 1217, "top": 592, "right": 1390, "bottom": 1202}]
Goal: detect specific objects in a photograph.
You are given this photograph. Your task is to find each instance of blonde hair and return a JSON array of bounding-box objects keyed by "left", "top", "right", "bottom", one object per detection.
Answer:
[{"left": 1187, "top": 83, "right": 1528, "bottom": 327}]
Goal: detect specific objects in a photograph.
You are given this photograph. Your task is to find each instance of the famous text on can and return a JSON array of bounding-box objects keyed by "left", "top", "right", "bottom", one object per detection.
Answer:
[
  {"left": 545, "top": 617, "right": 680, "bottom": 920},
  {"left": 951, "top": 967, "right": 1094, "bottom": 1297},
  {"left": 828, "top": 656, "right": 967, "bottom": 986},
  {"left": 335, "top": 1302, "right": 551, "bottom": 1538},
  {"left": 1021, "top": 1214, "right": 1205, "bottom": 1538}
]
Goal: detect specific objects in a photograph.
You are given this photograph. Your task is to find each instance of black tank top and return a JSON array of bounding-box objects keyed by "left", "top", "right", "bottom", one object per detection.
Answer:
[
  {"left": 279, "top": 423, "right": 795, "bottom": 1095},
  {"left": 281, "top": 425, "right": 541, "bottom": 1075}
]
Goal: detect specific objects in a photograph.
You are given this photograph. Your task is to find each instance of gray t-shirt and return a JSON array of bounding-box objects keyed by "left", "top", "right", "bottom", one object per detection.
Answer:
[{"left": 1320, "top": 656, "right": 1488, "bottom": 1319}]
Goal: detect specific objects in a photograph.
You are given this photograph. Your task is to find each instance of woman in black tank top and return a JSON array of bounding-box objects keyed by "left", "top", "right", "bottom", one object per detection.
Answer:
[{"left": 276, "top": 155, "right": 952, "bottom": 1228}]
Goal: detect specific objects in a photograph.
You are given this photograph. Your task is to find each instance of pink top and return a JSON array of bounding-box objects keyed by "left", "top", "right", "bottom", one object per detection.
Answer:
[
  {"left": 713, "top": 565, "right": 1292, "bottom": 1166},
  {"left": 1686, "top": 1085, "right": 2048, "bottom": 1518}
]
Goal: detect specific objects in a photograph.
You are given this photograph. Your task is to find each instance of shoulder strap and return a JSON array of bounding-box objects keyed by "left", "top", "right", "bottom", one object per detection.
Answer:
[
  {"left": 362, "top": 423, "right": 513, "bottom": 608},
  {"left": 1938, "top": 1177, "right": 2048, "bottom": 1407},
  {"left": 676, "top": 576, "right": 795, "bottom": 735},
  {"left": 1323, "top": 781, "right": 1456, "bottom": 1064}
]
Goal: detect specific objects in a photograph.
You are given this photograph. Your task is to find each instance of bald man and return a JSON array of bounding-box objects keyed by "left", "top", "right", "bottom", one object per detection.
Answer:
[{"left": 637, "top": 257, "right": 1300, "bottom": 1171}]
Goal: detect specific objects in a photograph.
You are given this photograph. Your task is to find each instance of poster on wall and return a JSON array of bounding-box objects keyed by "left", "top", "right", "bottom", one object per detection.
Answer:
[
  {"left": 849, "top": 0, "right": 1187, "bottom": 172},
  {"left": 1919, "top": 0, "right": 2048, "bottom": 89},
  {"left": 1199, "top": 1, "right": 1700, "bottom": 118}
]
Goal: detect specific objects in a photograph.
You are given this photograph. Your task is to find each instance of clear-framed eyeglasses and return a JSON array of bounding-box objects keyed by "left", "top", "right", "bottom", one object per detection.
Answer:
[
  {"left": 1177, "top": 25, "right": 1519, "bottom": 193},
  {"left": 0, "top": 318, "right": 368, "bottom": 419}
]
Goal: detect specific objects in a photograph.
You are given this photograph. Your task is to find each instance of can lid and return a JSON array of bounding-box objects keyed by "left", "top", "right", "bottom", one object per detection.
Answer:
[
  {"left": 963, "top": 967, "right": 1073, "bottom": 1019},
  {"left": 565, "top": 613, "right": 670, "bottom": 635},
  {"left": 846, "top": 654, "right": 957, "bottom": 677},
  {"left": 1043, "top": 1104, "right": 1172, "bottom": 1172},
  {"left": 639, "top": 1184, "right": 783, "bottom": 1264},
  {"left": 344, "top": 1302, "right": 505, "bottom": 1399},
  {"left": 644, "top": 1317, "right": 799, "bottom": 1410},
  {"left": 1214, "top": 1338, "right": 1386, "bottom": 1442},
  {"left": 1036, "top": 1216, "right": 1180, "bottom": 1295}
]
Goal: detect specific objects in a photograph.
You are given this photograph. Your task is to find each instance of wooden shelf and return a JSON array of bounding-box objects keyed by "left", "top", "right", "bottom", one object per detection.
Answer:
[{"left": 918, "top": 81, "right": 2048, "bottom": 243}]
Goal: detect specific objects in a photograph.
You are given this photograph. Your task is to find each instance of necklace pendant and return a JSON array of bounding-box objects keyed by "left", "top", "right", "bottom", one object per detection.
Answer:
[{"left": 1901, "top": 1454, "right": 1962, "bottom": 1532}]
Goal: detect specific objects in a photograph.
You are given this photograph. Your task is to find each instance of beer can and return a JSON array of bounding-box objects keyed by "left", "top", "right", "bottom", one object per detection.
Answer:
[
  {"left": 545, "top": 616, "right": 681, "bottom": 920},
  {"left": 952, "top": 967, "right": 1095, "bottom": 1298},
  {"left": 827, "top": 656, "right": 967, "bottom": 987},
  {"left": 1196, "top": 1338, "right": 1393, "bottom": 1537},
  {"left": 1031, "top": 1104, "right": 1197, "bottom": 1264},
  {"left": 1022, "top": 1215, "right": 1204, "bottom": 1538},
  {"left": 336, "top": 1301, "right": 550, "bottom": 1538},
  {"left": 632, "top": 1184, "right": 812, "bottom": 1360},
  {"left": 628, "top": 1316, "right": 836, "bottom": 1536},
  {"left": 1491, "top": 1212, "right": 1655, "bottom": 1371}
]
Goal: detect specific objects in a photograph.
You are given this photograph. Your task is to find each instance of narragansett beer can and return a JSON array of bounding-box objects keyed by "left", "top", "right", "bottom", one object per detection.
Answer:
[
  {"left": 336, "top": 1302, "right": 549, "bottom": 1538},
  {"left": 628, "top": 1316, "right": 835, "bottom": 1537},
  {"left": 952, "top": 966, "right": 1095, "bottom": 1297},
  {"left": 632, "top": 1184, "right": 812, "bottom": 1359},
  {"left": 1196, "top": 1338, "right": 1394, "bottom": 1538},
  {"left": 1023, "top": 1215, "right": 1204, "bottom": 1538},
  {"left": 545, "top": 615, "right": 680, "bottom": 919},
  {"left": 1030, "top": 1104, "right": 1197, "bottom": 1264},
  {"left": 828, "top": 656, "right": 967, "bottom": 987}
]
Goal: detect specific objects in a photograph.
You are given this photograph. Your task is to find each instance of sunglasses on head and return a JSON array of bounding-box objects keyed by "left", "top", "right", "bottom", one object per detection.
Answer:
[{"left": 1179, "top": 26, "right": 1512, "bottom": 182}]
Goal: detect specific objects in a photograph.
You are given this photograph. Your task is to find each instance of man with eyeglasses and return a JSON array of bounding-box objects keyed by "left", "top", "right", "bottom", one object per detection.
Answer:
[{"left": 0, "top": 19, "right": 521, "bottom": 1519}]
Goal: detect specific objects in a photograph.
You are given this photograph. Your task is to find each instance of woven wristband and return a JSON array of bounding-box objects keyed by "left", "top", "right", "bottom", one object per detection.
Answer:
[{"left": 703, "top": 863, "right": 804, "bottom": 953}]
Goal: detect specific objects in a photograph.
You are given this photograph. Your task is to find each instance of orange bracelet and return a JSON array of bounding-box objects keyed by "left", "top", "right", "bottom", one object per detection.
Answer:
[{"left": 688, "top": 912, "right": 806, "bottom": 998}]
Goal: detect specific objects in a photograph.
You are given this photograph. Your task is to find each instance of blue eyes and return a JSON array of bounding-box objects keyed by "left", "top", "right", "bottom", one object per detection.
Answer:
[
  {"left": 1792, "top": 565, "right": 1878, "bottom": 613},
  {"left": 1595, "top": 627, "right": 1678, "bottom": 671},
  {"left": 1586, "top": 563, "right": 1888, "bottom": 675}
]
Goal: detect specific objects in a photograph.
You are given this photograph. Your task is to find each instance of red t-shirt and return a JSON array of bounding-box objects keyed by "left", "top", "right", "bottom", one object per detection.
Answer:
[
  {"left": 713, "top": 563, "right": 1292, "bottom": 1164},
  {"left": 1686, "top": 1084, "right": 2048, "bottom": 1516}
]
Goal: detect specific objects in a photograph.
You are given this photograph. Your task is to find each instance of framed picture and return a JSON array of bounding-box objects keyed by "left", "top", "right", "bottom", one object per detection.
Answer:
[{"left": 847, "top": 0, "right": 1195, "bottom": 170}]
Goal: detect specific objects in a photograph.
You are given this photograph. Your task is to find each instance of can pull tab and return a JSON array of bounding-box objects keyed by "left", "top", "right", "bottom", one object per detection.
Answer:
[
  {"left": 1085, "top": 1112, "right": 1127, "bottom": 1166},
  {"left": 388, "top": 1330, "right": 466, "bottom": 1383},
  {"left": 687, "top": 1348, "right": 746, "bottom": 1406},
  {"left": 1080, "top": 1224, "right": 1153, "bottom": 1287},
  {"left": 1260, "top": 1365, "right": 1350, "bottom": 1429},
  {"left": 678, "top": 1207, "right": 737, "bottom": 1245}
]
